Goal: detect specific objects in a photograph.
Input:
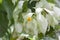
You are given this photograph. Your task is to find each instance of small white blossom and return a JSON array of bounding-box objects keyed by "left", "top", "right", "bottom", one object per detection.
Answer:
[
  {"left": 36, "top": 0, "right": 51, "bottom": 9},
  {"left": 35, "top": 7, "right": 48, "bottom": 34},
  {"left": 18, "top": 1, "right": 24, "bottom": 9},
  {"left": 35, "top": 8, "right": 43, "bottom": 14},
  {"left": 44, "top": 8, "right": 59, "bottom": 27},
  {"left": 15, "top": 23, "right": 22, "bottom": 33},
  {"left": 0, "top": 38, "right": 2, "bottom": 40},
  {"left": 25, "top": 19, "right": 38, "bottom": 35},
  {"left": 46, "top": 14, "right": 58, "bottom": 27},
  {"left": 53, "top": 6, "right": 60, "bottom": 20}
]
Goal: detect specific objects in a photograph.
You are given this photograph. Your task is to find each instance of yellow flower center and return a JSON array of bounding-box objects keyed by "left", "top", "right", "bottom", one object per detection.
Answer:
[{"left": 27, "top": 17, "right": 32, "bottom": 22}]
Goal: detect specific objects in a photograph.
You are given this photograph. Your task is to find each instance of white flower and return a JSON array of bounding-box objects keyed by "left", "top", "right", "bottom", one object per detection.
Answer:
[
  {"left": 35, "top": 7, "right": 48, "bottom": 34},
  {"left": 53, "top": 6, "right": 60, "bottom": 16},
  {"left": 0, "top": 38, "right": 2, "bottom": 40},
  {"left": 9, "top": 25, "right": 14, "bottom": 33},
  {"left": 55, "top": 0, "right": 60, "bottom": 7},
  {"left": 44, "top": 8, "right": 54, "bottom": 15},
  {"left": 44, "top": 8, "right": 59, "bottom": 27},
  {"left": 25, "top": 19, "right": 38, "bottom": 35},
  {"left": 18, "top": 1, "right": 24, "bottom": 9},
  {"left": 58, "top": 35, "right": 60, "bottom": 40},
  {"left": 35, "top": 8, "right": 43, "bottom": 14},
  {"left": 46, "top": 14, "right": 58, "bottom": 27},
  {"left": 30, "top": 35, "right": 37, "bottom": 40},
  {"left": 37, "top": 14, "right": 48, "bottom": 34},
  {"left": 13, "top": 1, "right": 24, "bottom": 17},
  {"left": 13, "top": 1, "right": 24, "bottom": 22},
  {"left": 23, "top": 13, "right": 34, "bottom": 22},
  {"left": 49, "top": 3, "right": 55, "bottom": 7},
  {"left": 53, "top": 6, "right": 60, "bottom": 20},
  {"left": 23, "top": 13, "right": 38, "bottom": 35},
  {"left": 15, "top": 23, "right": 22, "bottom": 33},
  {"left": 17, "top": 33, "right": 29, "bottom": 40},
  {"left": 24, "top": 13, "right": 34, "bottom": 18},
  {"left": 36, "top": 0, "right": 51, "bottom": 9},
  {"left": 20, "top": 33, "right": 29, "bottom": 38}
]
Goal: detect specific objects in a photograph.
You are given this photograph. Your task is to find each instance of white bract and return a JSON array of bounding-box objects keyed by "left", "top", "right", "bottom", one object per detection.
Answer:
[
  {"left": 13, "top": 1, "right": 24, "bottom": 22},
  {"left": 0, "top": 38, "right": 2, "bottom": 40},
  {"left": 35, "top": 8, "right": 42, "bottom": 13},
  {"left": 18, "top": 1, "right": 24, "bottom": 9},
  {"left": 23, "top": 13, "right": 34, "bottom": 19},
  {"left": 55, "top": 0, "right": 60, "bottom": 7},
  {"left": 15, "top": 23, "right": 23, "bottom": 33},
  {"left": 58, "top": 36, "right": 60, "bottom": 40},
  {"left": 14, "top": 1, "right": 24, "bottom": 11},
  {"left": 12, "top": 0, "right": 17, "bottom": 5},
  {"left": 35, "top": 8, "right": 48, "bottom": 34},
  {"left": 37, "top": 14, "right": 48, "bottom": 34},
  {"left": 53, "top": 6, "right": 60, "bottom": 20},
  {"left": 44, "top": 8, "right": 59, "bottom": 27},
  {"left": 36, "top": 0, "right": 51, "bottom": 9},
  {"left": 46, "top": 14, "right": 58, "bottom": 27},
  {"left": 17, "top": 33, "right": 29, "bottom": 40},
  {"left": 25, "top": 19, "right": 38, "bottom": 35}
]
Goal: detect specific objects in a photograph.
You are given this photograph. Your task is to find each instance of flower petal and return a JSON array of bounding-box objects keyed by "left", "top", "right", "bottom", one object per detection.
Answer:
[
  {"left": 37, "top": 13, "right": 48, "bottom": 34},
  {"left": 15, "top": 23, "right": 22, "bottom": 33}
]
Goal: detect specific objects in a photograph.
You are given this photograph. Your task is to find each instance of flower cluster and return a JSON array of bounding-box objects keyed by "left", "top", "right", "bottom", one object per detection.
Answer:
[{"left": 11, "top": 0, "right": 60, "bottom": 40}]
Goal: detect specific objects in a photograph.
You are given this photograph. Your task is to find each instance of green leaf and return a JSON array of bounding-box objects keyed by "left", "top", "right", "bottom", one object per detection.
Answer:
[
  {"left": 32, "top": 13, "right": 37, "bottom": 19},
  {"left": 38, "top": 33, "right": 44, "bottom": 39},
  {"left": 45, "top": 26, "right": 56, "bottom": 38},
  {"left": 41, "top": 9, "right": 48, "bottom": 17},
  {"left": 0, "top": 0, "right": 2, "bottom": 4},
  {"left": 0, "top": 12, "right": 8, "bottom": 37},
  {"left": 9, "top": 18, "right": 14, "bottom": 27},
  {"left": 14, "top": 0, "right": 20, "bottom": 8},
  {"left": 2, "top": 0, "right": 14, "bottom": 20},
  {"left": 22, "top": 1, "right": 28, "bottom": 12},
  {"left": 46, "top": 0, "right": 55, "bottom": 4},
  {"left": 0, "top": 4, "right": 5, "bottom": 12},
  {"left": 22, "top": 37, "right": 30, "bottom": 40},
  {"left": 18, "top": 13, "right": 24, "bottom": 23},
  {"left": 31, "top": 8, "right": 35, "bottom": 12},
  {"left": 0, "top": 0, "right": 14, "bottom": 37},
  {"left": 31, "top": 1, "right": 37, "bottom": 7},
  {"left": 28, "top": 1, "right": 36, "bottom": 12},
  {"left": 55, "top": 24, "right": 60, "bottom": 30}
]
